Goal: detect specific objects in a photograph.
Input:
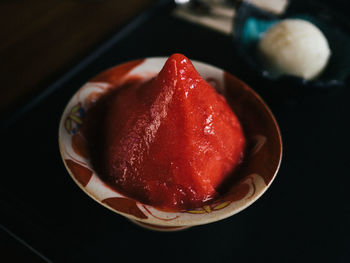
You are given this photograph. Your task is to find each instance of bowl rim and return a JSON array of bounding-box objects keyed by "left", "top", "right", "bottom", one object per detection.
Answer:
[{"left": 58, "top": 56, "right": 283, "bottom": 227}]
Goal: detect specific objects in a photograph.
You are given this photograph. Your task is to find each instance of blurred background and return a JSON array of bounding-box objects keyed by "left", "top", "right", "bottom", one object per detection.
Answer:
[
  {"left": 0, "top": 0, "right": 157, "bottom": 121},
  {"left": 2, "top": 0, "right": 350, "bottom": 122}
]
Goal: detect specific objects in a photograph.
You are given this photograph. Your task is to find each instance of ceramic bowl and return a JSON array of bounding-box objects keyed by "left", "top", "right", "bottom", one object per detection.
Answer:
[{"left": 58, "top": 57, "right": 282, "bottom": 231}]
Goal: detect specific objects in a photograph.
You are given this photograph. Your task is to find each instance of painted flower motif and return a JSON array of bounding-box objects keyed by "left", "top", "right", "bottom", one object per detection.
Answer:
[
  {"left": 185, "top": 175, "right": 257, "bottom": 214},
  {"left": 65, "top": 103, "right": 85, "bottom": 134},
  {"left": 102, "top": 197, "right": 148, "bottom": 219},
  {"left": 186, "top": 201, "right": 232, "bottom": 214},
  {"left": 65, "top": 159, "right": 93, "bottom": 187}
]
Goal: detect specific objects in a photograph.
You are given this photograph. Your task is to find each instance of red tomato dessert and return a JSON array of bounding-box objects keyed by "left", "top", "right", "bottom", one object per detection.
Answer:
[{"left": 101, "top": 54, "right": 245, "bottom": 210}]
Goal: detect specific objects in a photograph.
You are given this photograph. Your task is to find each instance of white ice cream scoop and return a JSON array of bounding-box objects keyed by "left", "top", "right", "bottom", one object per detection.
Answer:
[{"left": 258, "top": 19, "right": 331, "bottom": 80}]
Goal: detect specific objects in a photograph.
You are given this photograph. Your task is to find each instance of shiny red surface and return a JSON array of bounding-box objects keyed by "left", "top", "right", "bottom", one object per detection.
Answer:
[{"left": 103, "top": 54, "right": 245, "bottom": 210}]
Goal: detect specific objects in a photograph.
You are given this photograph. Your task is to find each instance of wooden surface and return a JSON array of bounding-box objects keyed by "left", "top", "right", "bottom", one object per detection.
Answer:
[{"left": 0, "top": 0, "right": 157, "bottom": 118}]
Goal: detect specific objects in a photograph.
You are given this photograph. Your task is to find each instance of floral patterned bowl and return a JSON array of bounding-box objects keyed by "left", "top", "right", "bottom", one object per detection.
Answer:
[{"left": 58, "top": 57, "right": 282, "bottom": 231}]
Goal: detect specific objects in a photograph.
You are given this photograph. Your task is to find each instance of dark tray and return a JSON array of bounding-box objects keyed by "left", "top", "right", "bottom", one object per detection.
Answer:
[{"left": 1, "top": 1, "right": 349, "bottom": 262}]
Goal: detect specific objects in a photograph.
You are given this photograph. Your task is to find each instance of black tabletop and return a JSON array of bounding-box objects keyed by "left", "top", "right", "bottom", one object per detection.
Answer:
[{"left": 1, "top": 1, "right": 349, "bottom": 262}]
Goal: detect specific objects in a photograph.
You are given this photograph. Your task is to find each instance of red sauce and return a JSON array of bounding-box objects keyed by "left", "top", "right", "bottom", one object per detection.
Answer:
[{"left": 85, "top": 54, "right": 245, "bottom": 211}]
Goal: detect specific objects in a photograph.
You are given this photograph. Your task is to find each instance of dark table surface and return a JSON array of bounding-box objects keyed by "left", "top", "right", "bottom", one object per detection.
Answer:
[{"left": 1, "top": 1, "right": 350, "bottom": 262}]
